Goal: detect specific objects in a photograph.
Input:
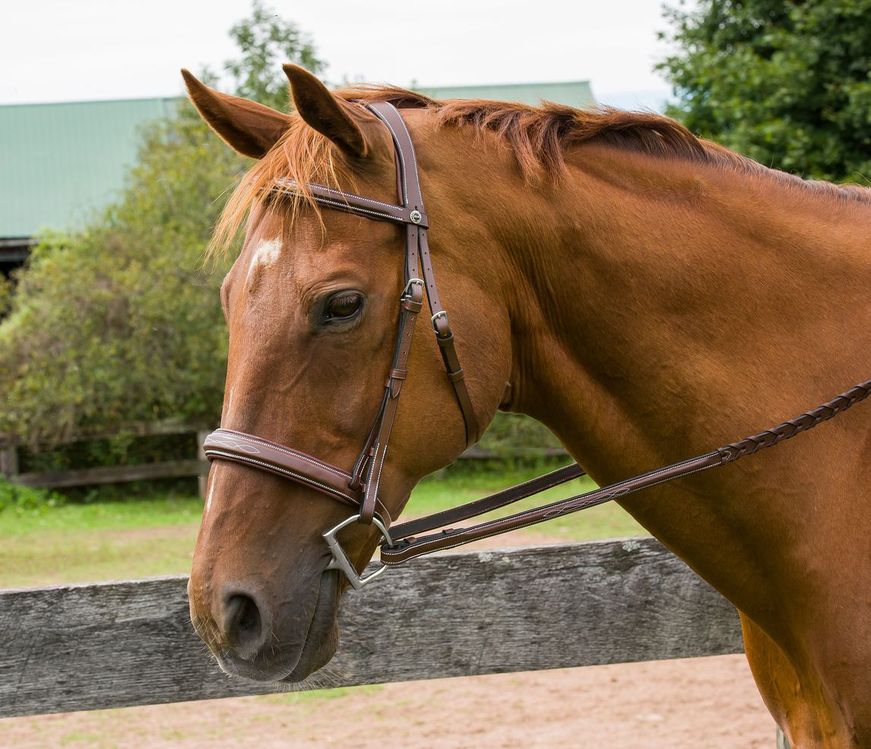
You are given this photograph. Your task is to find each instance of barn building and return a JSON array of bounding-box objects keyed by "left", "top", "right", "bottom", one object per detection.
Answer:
[{"left": 0, "top": 81, "right": 594, "bottom": 275}]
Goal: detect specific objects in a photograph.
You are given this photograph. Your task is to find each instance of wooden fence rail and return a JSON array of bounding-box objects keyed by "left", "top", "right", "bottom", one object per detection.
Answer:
[
  {"left": 0, "top": 423, "right": 213, "bottom": 498},
  {"left": 0, "top": 537, "right": 743, "bottom": 719}
]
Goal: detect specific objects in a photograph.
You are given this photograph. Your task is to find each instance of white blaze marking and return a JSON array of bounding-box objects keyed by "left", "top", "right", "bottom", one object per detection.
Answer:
[{"left": 247, "top": 237, "right": 282, "bottom": 282}]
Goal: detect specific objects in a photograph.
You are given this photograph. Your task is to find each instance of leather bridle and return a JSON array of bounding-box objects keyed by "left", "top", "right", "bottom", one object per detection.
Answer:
[
  {"left": 204, "top": 101, "right": 480, "bottom": 586},
  {"left": 204, "top": 101, "right": 871, "bottom": 589}
]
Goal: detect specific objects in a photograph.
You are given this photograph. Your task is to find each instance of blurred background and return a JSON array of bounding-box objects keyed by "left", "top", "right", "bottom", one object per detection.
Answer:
[{"left": 1, "top": 1, "right": 868, "bottom": 746}]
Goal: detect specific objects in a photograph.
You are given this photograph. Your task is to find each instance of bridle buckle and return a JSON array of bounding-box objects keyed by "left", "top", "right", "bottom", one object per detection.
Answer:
[
  {"left": 402, "top": 277, "right": 424, "bottom": 300},
  {"left": 431, "top": 310, "right": 452, "bottom": 338},
  {"left": 323, "top": 513, "right": 393, "bottom": 590}
]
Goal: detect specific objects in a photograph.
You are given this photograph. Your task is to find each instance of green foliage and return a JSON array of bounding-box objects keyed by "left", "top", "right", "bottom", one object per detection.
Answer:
[
  {"left": 477, "top": 412, "right": 563, "bottom": 457},
  {"left": 0, "top": 477, "right": 64, "bottom": 515},
  {"left": 19, "top": 432, "right": 195, "bottom": 473},
  {"left": 224, "top": 0, "right": 324, "bottom": 111},
  {"left": 0, "top": 107, "right": 239, "bottom": 443},
  {"left": 0, "top": 3, "right": 323, "bottom": 446},
  {"left": 0, "top": 0, "right": 559, "bottom": 463},
  {"left": 0, "top": 273, "right": 12, "bottom": 317},
  {"left": 658, "top": 0, "right": 871, "bottom": 182}
]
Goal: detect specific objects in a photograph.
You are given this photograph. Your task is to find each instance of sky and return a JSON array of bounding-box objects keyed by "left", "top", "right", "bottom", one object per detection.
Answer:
[{"left": 1, "top": 0, "right": 682, "bottom": 110}]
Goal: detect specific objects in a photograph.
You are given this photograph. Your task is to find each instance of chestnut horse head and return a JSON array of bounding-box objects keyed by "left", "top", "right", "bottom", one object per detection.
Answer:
[
  {"left": 184, "top": 66, "right": 871, "bottom": 746},
  {"left": 184, "top": 66, "right": 513, "bottom": 681}
]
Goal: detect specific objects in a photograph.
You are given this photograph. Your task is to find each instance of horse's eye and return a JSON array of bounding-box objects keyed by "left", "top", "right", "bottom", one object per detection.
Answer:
[{"left": 324, "top": 291, "right": 364, "bottom": 322}]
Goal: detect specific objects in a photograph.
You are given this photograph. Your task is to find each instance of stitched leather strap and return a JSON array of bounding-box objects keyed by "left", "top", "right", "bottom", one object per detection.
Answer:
[
  {"left": 368, "top": 103, "right": 480, "bottom": 445},
  {"left": 272, "top": 180, "right": 429, "bottom": 228},
  {"left": 203, "top": 428, "right": 392, "bottom": 525},
  {"left": 389, "top": 463, "right": 585, "bottom": 540},
  {"left": 208, "top": 102, "right": 473, "bottom": 530},
  {"left": 359, "top": 280, "right": 424, "bottom": 523},
  {"left": 381, "top": 379, "right": 871, "bottom": 565}
]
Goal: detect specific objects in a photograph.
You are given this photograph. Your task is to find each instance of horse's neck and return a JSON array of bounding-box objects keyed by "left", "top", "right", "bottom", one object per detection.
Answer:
[
  {"left": 496, "top": 143, "right": 871, "bottom": 612},
  {"left": 503, "top": 143, "right": 870, "bottom": 468}
]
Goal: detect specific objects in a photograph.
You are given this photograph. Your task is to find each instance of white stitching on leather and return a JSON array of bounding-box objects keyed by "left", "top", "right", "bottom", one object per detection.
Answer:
[
  {"left": 205, "top": 450, "right": 356, "bottom": 503},
  {"left": 314, "top": 198, "right": 403, "bottom": 223},
  {"left": 272, "top": 183, "right": 416, "bottom": 224},
  {"left": 274, "top": 178, "right": 404, "bottom": 213},
  {"left": 207, "top": 435, "right": 392, "bottom": 518},
  {"left": 368, "top": 104, "right": 410, "bottom": 206},
  {"left": 383, "top": 461, "right": 718, "bottom": 564},
  {"left": 210, "top": 430, "right": 351, "bottom": 478},
  {"left": 372, "top": 443, "right": 388, "bottom": 504},
  {"left": 372, "top": 105, "right": 424, "bottom": 211}
]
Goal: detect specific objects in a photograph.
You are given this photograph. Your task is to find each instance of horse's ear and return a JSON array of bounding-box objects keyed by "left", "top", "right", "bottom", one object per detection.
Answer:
[
  {"left": 283, "top": 65, "right": 367, "bottom": 158},
  {"left": 181, "top": 69, "right": 290, "bottom": 159}
]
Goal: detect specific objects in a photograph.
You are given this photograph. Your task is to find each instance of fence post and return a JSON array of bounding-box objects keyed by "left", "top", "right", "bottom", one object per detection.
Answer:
[
  {"left": 196, "top": 430, "right": 209, "bottom": 500},
  {"left": 0, "top": 443, "right": 19, "bottom": 480}
]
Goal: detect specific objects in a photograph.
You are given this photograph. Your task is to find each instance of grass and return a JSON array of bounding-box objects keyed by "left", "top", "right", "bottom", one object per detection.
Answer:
[
  {"left": 0, "top": 493, "right": 203, "bottom": 590},
  {"left": 262, "top": 684, "right": 385, "bottom": 707},
  {"left": 0, "top": 464, "right": 645, "bottom": 590}
]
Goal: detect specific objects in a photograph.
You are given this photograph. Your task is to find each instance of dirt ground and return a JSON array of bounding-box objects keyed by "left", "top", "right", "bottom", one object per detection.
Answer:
[{"left": 2, "top": 655, "right": 775, "bottom": 749}]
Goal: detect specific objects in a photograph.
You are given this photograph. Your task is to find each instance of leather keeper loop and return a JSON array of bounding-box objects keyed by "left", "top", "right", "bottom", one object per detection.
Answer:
[
  {"left": 401, "top": 298, "right": 423, "bottom": 313},
  {"left": 386, "top": 369, "right": 406, "bottom": 397},
  {"left": 447, "top": 368, "right": 465, "bottom": 382}
]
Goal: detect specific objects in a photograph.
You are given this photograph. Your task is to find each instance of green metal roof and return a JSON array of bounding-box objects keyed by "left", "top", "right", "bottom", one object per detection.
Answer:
[
  {"left": 0, "top": 81, "right": 593, "bottom": 239},
  {"left": 0, "top": 97, "right": 176, "bottom": 238},
  {"left": 420, "top": 81, "right": 595, "bottom": 109}
]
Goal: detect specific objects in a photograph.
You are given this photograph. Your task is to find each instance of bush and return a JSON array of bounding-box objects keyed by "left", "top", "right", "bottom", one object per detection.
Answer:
[
  {"left": 0, "top": 2, "right": 326, "bottom": 447},
  {"left": 0, "top": 478, "right": 64, "bottom": 514},
  {"left": 477, "top": 413, "right": 563, "bottom": 457},
  {"left": 0, "top": 110, "right": 238, "bottom": 445}
]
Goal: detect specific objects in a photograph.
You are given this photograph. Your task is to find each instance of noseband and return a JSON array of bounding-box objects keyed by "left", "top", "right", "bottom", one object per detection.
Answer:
[{"left": 204, "top": 101, "right": 871, "bottom": 590}]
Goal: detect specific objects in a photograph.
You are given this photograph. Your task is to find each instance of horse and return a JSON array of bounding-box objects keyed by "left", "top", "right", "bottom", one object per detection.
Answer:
[{"left": 182, "top": 65, "right": 871, "bottom": 748}]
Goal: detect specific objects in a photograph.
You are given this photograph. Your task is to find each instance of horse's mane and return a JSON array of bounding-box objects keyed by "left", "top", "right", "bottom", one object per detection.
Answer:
[{"left": 211, "top": 85, "right": 870, "bottom": 255}]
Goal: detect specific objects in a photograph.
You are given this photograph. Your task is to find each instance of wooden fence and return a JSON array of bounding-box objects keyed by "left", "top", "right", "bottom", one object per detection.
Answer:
[
  {"left": 0, "top": 537, "right": 745, "bottom": 720},
  {"left": 0, "top": 421, "right": 213, "bottom": 498},
  {"left": 0, "top": 423, "right": 568, "bottom": 499}
]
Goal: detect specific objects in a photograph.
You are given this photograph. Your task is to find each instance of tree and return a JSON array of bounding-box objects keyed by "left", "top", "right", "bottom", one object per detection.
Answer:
[
  {"left": 0, "top": 3, "right": 320, "bottom": 444},
  {"left": 224, "top": 0, "right": 324, "bottom": 111},
  {"left": 658, "top": 0, "right": 871, "bottom": 183}
]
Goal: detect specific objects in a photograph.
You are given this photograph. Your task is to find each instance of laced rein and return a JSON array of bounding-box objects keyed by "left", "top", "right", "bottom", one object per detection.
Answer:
[
  {"left": 204, "top": 101, "right": 871, "bottom": 588},
  {"left": 382, "top": 379, "right": 871, "bottom": 565}
]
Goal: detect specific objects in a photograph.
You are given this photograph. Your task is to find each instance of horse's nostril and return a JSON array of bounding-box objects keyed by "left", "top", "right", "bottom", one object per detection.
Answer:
[{"left": 224, "top": 593, "right": 265, "bottom": 658}]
